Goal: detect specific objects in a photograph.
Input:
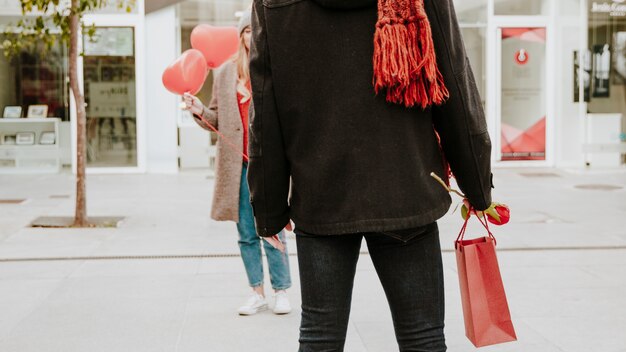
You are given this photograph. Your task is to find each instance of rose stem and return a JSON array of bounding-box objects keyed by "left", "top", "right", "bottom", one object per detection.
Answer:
[{"left": 430, "top": 172, "right": 466, "bottom": 198}]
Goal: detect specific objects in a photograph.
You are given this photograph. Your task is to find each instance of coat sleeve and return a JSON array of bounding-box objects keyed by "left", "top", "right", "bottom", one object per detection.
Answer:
[
  {"left": 426, "top": 0, "right": 493, "bottom": 211},
  {"left": 247, "top": 0, "right": 291, "bottom": 237},
  {"left": 193, "top": 77, "right": 219, "bottom": 131}
]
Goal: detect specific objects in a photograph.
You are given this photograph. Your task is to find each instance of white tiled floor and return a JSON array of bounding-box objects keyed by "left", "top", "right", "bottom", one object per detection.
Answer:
[{"left": 0, "top": 168, "right": 625, "bottom": 351}]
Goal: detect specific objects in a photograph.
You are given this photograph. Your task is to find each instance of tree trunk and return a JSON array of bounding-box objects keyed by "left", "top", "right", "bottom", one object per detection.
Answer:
[{"left": 69, "top": 0, "right": 88, "bottom": 227}]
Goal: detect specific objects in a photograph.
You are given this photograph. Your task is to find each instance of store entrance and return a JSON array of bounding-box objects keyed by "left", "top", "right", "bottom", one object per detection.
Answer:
[
  {"left": 497, "top": 26, "right": 548, "bottom": 162},
  {"left": 83, "top": 26, "right": 138, "bottom": 168}
]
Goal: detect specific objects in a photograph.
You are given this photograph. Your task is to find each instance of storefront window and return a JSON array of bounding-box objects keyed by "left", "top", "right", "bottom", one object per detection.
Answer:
[
  {"left": 585, "top": 0, "right": 626, "bottom": 164},
  {"left": 495, "top": 0, "right": 550, "bottom": 16},
  {"left": 454, "top": 0, "right": 487, "bottom": 23},
  {"left": 0, "top": 33, "right": 69, "bottom": 120},
  {"left": 586, "top": 2, "right": 626, "bottom": 114},
  {"left": 499, "top": 28, "right": 547, "bottom": 161},
  {"left": 83, "top": 27, "right": 137, "bottom": 167},
  {"left": 560, "top": 0, "right": 582, "bottom": 17},
  {"left": 460, "top": 27, "right": 487, "bottom": 103},
  {"left": 454, "top": 0, "right": 487, "bottom": 106}
]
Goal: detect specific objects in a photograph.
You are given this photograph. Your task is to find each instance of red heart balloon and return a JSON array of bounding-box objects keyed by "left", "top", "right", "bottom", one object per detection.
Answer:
[
  {"left": 162, "top": 49, "right": 208, "bottom": 95},
  {"left": 191, "top": 25, "right": 239, "bottom": 69}
]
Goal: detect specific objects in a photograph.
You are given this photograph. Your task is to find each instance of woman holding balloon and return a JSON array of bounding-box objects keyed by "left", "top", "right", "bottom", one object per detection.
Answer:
[{"left": 181, "top": 10, "right": 292, "bottom": 316}]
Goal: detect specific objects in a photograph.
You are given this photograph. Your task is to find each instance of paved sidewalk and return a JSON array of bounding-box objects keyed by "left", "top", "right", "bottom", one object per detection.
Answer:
[{"left": 0, "top": 168, "right": 625, "bottom": 351}]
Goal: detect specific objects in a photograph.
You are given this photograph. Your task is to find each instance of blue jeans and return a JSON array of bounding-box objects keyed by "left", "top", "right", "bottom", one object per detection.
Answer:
[
  {"left": 295, "top": 223, "right": 446, "bottom": 352},
  {"left": 237, "top": 163, "right": 292, "bottom": 290}
]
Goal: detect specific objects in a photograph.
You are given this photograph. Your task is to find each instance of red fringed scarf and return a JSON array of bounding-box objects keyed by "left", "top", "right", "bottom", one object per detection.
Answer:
[{"left": 373, "top": 0, "right": 449, "bottom": 109}]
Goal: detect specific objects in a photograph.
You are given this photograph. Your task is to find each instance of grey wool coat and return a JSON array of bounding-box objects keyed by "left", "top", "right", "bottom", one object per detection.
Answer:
[{"left": 193, "top": 61, "right": 246, "bottom": 223}]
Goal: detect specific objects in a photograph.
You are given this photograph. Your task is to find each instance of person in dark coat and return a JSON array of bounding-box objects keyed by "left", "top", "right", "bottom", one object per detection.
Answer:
[{"left": 248, "top": 0, "right": 493, "bottom": 350}]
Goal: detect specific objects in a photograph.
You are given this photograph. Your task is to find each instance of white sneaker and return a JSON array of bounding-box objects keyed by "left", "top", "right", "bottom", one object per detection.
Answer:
[
  {"left": 238, "top": 293, "right": 268, "bottom": 316},
  {"left": 273, "top": 291, "right": 292, "bottom": 315}
]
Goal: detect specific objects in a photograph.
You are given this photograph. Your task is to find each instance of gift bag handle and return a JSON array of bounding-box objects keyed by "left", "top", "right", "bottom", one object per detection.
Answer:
[{"left": 455, "top": 206, "right": 496, "bottom": 247}]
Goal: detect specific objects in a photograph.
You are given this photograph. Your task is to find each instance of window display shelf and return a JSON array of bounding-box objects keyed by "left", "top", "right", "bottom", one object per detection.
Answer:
[
  {"left": 0, "top": 117, "right": 61, "bottom": 174},
  {"left": 0, "top": 118, "right": 54, "bottom": 123}
]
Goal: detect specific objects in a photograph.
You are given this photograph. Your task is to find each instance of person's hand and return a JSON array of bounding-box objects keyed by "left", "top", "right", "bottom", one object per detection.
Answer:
[
  {"left": 182, "top": 92, "right": 205, "bottom": 116},
  {"left": 263, "top": 235, "right": 286, "bottom": 253},
  {"left": 462, "top": 199, "right": 485, "bottom": 219},
  {"left": 284, "top": 220, "right": 293, "bottom": 232},
  {"left": 461, "top": 199, "right": 511, "bottom": 226},
  {"left": 261, "top": 220, "right": 293, "bottom": 253}
]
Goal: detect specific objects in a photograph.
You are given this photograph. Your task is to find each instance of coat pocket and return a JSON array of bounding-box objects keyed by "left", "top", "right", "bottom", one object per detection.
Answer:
[{"left": 262, "top": 0, "right": 305, "bottom": 8}]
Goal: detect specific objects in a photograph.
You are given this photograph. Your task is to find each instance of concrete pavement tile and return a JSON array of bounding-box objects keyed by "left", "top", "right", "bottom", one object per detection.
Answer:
[
  {"left": 193, "top": 256, "right": 300, "bottom": 298},
  {"left": 89, "top": 236, "right": 240, "bottom": 256},
  {"left": 521, "top": 317, "right": 626, "bottom": 352},
  {"left": 352, "top": 318, "right": 563, "bottom": 352},
  {"left": 444, "top": 290, "right": 464, "bottom": 319},
  {"left": 441, "top": 252, "right": 457, "bottom": 270},
  {"left": 350, "top": 269, "right": 388, "bottom": 295},
  {"left": 176, "top": 295, "right": 363, "bottom": 351},
  {"left": 497, "top": 249, "right": 626, "bottom": 267},
  {"left": 479, "top": 223, "right": 620, "bottom": 249},
  {"left": 351, "top": 254, "right": 464, "bottom": 322},
  {"left": 175, "top": 296, "right": 301, "bottom": 352},
  {"left": 197, "top": 256, "right": 299, "bottom": 276},
  {"left": 197, "top": 257, "right": 248, "bottom": 275},
  {"left": 106, "top": 225, "right": 220, "bottom": 239},
  {"left": 445, "top": 318, "right": 565, "bottom": 352},
  {"left": 45, "top": 275, "right": 196, "bottom": 301},
  {"left": 5, "top": 227, "right": 118, "bottom": 241},
  {"left": 69, "top": 258, "right": 201, "bottom": 278},
  {"left": 1, "top": 170, "right": 625, "bottom": 351},
  {"left": 352, "top": 320, "right": 398, "bottom": 352},
  {"left": 498, "top": 250, "right": 593, "bottom": 268},
  {"left": 0, "top": 279, "right": 63, "bottom": 341},
  {"left": 579, "top": 265, "right": 626, "bottom": 287},
  {"left": 0, "top": 240, "right": 102, "bottom": 260},
  {"left": 507, "top": 287, "right": 626, "bottom": 320},
  {"left": 0, "top": 216, "right": 35, "bottom": 242},
  {"left": 0, "top": 260, "right": 83, "bottom": 280},
  {"left": 613, "top": 229, "right": 626, "bottom": 240},
  {"left": 497, "top": 264, "right": 610, "bottom": 290},
  {"left": 192, "top": 272, "right": 278, "bottom": 298},
  {"left": 508, "top": 224, "right": 626, "bottom": 248},
  {"left": 343, "top": 323, "right": 369, "bottom": 352},
  {"left": 354, "top": 255, "right": 376, "bottom": 272},
  {"left": 349, "top": 292, "right": 394, "bottom": 323},
  {"left": 0, "top": 298, "right": 187, "bottom": 352},
  {"left": 0, "top": 228, "right": 113, "bottom": 259}
]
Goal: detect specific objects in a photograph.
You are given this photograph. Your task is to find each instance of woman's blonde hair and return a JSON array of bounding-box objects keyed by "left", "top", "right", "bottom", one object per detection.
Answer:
[{"left": 234, "top": 27, "right": 251, "bottom": 104}]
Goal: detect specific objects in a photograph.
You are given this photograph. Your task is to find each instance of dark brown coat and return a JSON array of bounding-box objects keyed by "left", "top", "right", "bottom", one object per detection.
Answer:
[{"left": 248, "top": 0, "right": 493, "bottom": 236}]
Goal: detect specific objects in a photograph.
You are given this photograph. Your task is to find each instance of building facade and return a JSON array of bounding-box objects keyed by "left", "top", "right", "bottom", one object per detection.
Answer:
[{"left": 0, "top": 0, "right": 624, "bottom": 174}]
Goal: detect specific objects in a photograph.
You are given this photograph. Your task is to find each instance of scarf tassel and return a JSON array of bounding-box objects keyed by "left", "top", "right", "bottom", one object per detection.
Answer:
[{"left": 373, "top": 16, "right": 449, "bottom": 109}]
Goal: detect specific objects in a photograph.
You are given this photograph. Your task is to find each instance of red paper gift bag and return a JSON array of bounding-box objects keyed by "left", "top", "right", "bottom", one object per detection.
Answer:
[{"left": 455, "top": 214, "right": 517, "bottom": 347}]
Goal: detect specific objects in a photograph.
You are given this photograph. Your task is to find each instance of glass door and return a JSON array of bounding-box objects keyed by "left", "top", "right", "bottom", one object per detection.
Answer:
[
  {"left": 70, "top": 4, "right": 146, "bottom": 174},
  {"left": 497, "top": 27, "right": 547, "bottom": 161},
  {"left": 82, "top": 26, "right": 138, "bottom": 168}
]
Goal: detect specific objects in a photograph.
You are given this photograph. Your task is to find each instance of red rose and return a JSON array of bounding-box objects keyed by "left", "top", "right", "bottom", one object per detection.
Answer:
[{"left": 486, "top": 203, "right": 510, "bottom": 226}]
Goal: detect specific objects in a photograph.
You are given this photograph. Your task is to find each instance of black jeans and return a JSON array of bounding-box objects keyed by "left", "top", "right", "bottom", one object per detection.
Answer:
[{"left": 295, "top": 222, "right": 446, "bottom": 352}]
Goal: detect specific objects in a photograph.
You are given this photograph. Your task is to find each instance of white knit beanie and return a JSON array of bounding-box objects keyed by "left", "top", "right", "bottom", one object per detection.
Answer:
[{"left": 238, "top": 9, "right": 252, "bottom": 34}]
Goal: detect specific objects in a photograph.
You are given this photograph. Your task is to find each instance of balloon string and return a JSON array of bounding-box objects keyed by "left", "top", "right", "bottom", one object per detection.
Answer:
[{"left": 194, "top": 112, "right": 249, "bottom": 162}]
